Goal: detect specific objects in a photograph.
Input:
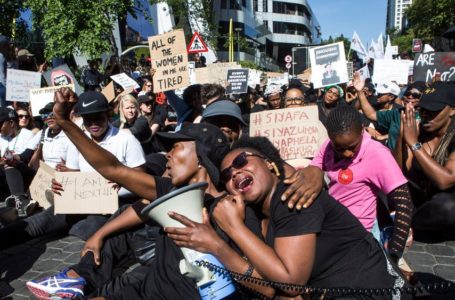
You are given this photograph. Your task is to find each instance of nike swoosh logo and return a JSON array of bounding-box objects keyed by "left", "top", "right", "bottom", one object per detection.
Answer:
[{"left": 82, "top": 100, "right": 97, "bottom": 107}]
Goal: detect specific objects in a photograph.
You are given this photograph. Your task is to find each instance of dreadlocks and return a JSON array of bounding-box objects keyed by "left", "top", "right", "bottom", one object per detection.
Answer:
[{"left": 325, "top": 105, "right": 363, "bottom": 137}]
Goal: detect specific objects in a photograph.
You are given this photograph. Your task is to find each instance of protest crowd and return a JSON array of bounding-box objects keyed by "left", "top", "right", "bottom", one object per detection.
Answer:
[{"left": 0, "top": 27, "right": 454, "bottom": 300}]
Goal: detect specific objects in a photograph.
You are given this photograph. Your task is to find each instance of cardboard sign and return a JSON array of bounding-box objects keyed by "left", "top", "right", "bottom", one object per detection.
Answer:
[
  {"left": 102, "top": 81, "right": 116, "bottom": 103},
  {"left": 43, "top": 64, "right": 83, "bottom": 95},
  {"left": 226, "top": 69, "right": 249, "bottom": 94},
  {"left": 187, "top": 31, "right": 209, "bottom": 53},
  {"left": 149, "top": 29, "right": 189, "bottom": 92},
  {"left": 267, "top": 72, "right": 288, "bottom": 86},
  {"left": 29, "top": 161, "right": 56, "bottom": 209},
  {"left": 373, "top": 59, "right": 412, "bottom": 84},
  {"left": 412, "top": 39, "right": 423, "bottom": 53},
  {"left": 110, "top": 73, "right": 140, "bottom": 90},
  {"left": 309, "top": 42, "right": 349, "bottom": 88},
  {"left": 193, "top": 62, "right": 239, "bottom": 85},
  {"left": 54, "top": 172, "right": 118, "bottom": 214},
  {"left": 29, "top": 85, "right": 75, "bottom": 116},
  {"left": 249, "top": 106, "right": 320, "bottom": 160},
  {"left": 413, "top": 52, "right": 455, "bottom": 83},
  {"left": 6, "top": 69, "right": 42, "bottom": 102}
]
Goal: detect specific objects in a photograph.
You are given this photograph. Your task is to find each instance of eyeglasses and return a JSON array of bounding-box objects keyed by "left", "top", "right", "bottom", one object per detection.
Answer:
[
  {"left": 41, "top": 112, "right": 54, "bottom": 119},
  {"left": 404, "top": 91, "right": 422, "bottom": 99},
  {"left": 220, "top": 151, "right": 266, "bottom": 183},
  {"left": 284, "top": 96, "right": 305, "bottom": 106},
  {"left": 18, "top": 114, "right": 30, "bottom": 119}
]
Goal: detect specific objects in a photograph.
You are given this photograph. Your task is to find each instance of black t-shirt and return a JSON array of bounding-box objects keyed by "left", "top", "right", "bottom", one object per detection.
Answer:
[
  {"left": 112, "top": 116, "right": 152, "bottom": 144},
  {"left": 250, "top": 183, "right": 403, "bottom": 295}
]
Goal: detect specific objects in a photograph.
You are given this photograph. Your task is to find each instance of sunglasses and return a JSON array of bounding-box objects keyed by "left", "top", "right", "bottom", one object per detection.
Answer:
[
  {"left": 404, "top": 92, "right": 422, "bottom": 99},
  {"left": 41, "top": 112, "right": 55, "bottom": 119},
  {"left": 18, "top": 114, "right": 30, "bottom": 119},
  {"left": 220, "top": 151, "right": 266, "bottom": 183}
]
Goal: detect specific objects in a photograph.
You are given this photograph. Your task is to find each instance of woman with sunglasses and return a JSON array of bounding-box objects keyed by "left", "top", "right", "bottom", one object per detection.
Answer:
[
  {"left": 165, "top": 136, "right": 411, "bottom": 299},
  {"left": 26, "top": 87, "right": 323, "bottom": 299},
  {"left": 16, "top": 106, "right": 40, "bottom": 134}
]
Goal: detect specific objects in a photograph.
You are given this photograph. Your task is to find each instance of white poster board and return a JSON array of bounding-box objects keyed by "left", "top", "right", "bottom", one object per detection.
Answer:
[
  {"left": 309, "top": 42, "right": 349, "bottom": 88},
  {"left": 29, "top": 161, "right": 56, "bottom": 209},
  {"left": 373, "top": 59, "right": 411, "bottom": 84},
  {"left": 110, "top": 73, "right": 140, "bottom": 90},
  {"left": 29, "top": 85, "right": 75, "bottom": 116},
  {"left": 54, "top": 172, "right": 119, "bottom": 214},
  {"left": 6, "top": 69, "right": 42, "bottom": 102}
]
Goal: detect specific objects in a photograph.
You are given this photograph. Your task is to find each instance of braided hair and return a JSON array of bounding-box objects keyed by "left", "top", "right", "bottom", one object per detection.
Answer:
[{"left": 325, "top": 105, "right": 363, "bottom": 137}]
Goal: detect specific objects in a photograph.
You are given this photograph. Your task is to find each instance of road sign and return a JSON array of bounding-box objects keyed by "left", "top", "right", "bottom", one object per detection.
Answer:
[
  {"left": 187, "top": 32, "right": 209, "bottom": 54},
  {"left": 286, "top": 63, "right": 292, "bottom": 69},
  {"left": 284, "top": 55, "right": 292, "bottom": 63}
]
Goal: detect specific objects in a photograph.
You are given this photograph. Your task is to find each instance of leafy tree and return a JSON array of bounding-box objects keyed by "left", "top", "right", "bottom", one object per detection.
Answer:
[
  {"left": 405, "top": 0, "right": 455, "bottom": 42},
  {"left": 24, "top": 0, "right": 135, "bottom": 60},
  {"left": 0, "top": 0, "right": 24, "bottom": 37},
  {"left": 321, "top": 34, "right": 351, "bottom": 59}
]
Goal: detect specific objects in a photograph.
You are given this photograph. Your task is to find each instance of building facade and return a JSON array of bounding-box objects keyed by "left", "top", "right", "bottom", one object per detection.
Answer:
[
  {"left": 386, "top": 0, "right": 413, "bottom": 32},
  {"left": 214, "top": 0, "right": 321, "bottom": 70}
]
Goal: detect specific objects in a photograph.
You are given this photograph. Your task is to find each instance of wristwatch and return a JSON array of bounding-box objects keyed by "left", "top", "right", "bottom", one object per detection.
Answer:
[{"left": 410, "top": 142, "right": 423, "bottom": 151}]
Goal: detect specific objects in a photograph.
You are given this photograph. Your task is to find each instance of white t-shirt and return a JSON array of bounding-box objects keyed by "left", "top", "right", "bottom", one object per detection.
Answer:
[
  {"left": 66, "top": 125, "right": 145, "bottom": 172},
  {"left": 0, "top": 128, "right": 35, "bottom": 157},
  {"left": 27, "top": 128, "right": 72, "bottom": 169}
]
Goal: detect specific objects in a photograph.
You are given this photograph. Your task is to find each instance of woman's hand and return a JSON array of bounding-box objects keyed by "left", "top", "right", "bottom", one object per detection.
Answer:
[
  {"left": 352, "top": 72, "right": 365, "bottom": 92},
  {"left": 282, "top": 166, "right": 323, "bottom": 210},
  {"left": 212, "top": 195, "right": 246, "bottom": 236},
  {"left": 81, "top": 234, "right": 104, "bottom": 266},
  {"left": 164, "top": 208, "right": 223, "bottom": 254},
  {"left": 55, "top": 158, "right": 70, "bottom": 172},
  {"left": 401, "top": 103, "right": 419, "bottom": 147},
  {"left": 51, "top": 178, "right": 64, "bottom": 195}
]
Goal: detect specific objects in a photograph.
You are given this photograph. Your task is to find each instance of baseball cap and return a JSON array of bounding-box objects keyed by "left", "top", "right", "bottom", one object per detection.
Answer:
[
  {"left": 0, "top": 107, "right": 17, "bottom": 123},
  {"left": 405, "top": 81, "right": 427, "bottom": 94},
  {"left": 75, "top": 91, "right": 110, "bottom": 115},
  {"left": 137, "top": 93, "right": 155, "bottom": 105},
  {"left": 202, "top": 100, "right": 247, "bottom": 126},
  {"left": 376, "top": 82, "right": 400, "bottom": 96},
  {"left": 39, "top": 102, "right": 54, "bottom": 115},
  {"left": 418, "top": 84, "right": 455, "bottom": 112},
  {"left": 156, "top": 123, "right": 230, "bottom": 186},
  {"left": 17, "top": 49, "right": 34, "bottom": 57}
]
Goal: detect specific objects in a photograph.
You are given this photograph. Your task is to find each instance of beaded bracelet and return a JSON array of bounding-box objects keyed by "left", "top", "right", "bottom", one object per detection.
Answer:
[{"left": 237, "top": 263, "right": 254, "bottom": 281}]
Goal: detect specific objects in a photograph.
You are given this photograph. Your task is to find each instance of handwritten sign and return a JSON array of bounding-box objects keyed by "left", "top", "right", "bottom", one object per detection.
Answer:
[
  {"left": 54, "top": 172, "right": 118, "bottom": 214},
  {"left": 413, "top": 52, "right": 455, "bottom": 83},
  {"left": 149, "top": 29, "right": 189, "bottom": 92},
  {"left": 29, "top": 85, "right": 74, "bottom": 116},
  {"left": 373, "top": 59, "right": 411, "bottom": 84},
  {"left": 102, "top": 81, "right": 116, "bottom": 103},
  {"left": 43, "top": 64, "right": 83, "bottom": 95},
  {"left": 6, "top": 69, "right": 42, "bottom": 102},
  {"left": 29, "top": 161, "right": 56, "bottom": 209},
  {"left": 226, "top": 69, "right": 249, "bottom": 94},
  {"left": 249, "top": 106, "right": 320, "bottom": 160},
  {"left": 110, "top": 73, "right": 140, "bottom": 90}
]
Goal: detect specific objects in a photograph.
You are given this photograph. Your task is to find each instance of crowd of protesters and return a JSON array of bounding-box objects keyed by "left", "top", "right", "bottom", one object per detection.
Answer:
[{"left": 0, "top": 32, "right": 454, "bottom": 300}]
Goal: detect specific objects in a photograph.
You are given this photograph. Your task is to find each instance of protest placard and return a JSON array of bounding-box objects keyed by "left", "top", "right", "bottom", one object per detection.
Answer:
[
  {"left": 358, "top": 65, "right": 370, "bottom": 81},
  {"left": 102, "top": 81, "right": 116, "bottom": 102},
  {"left": 373, "top": 59, "right": 411, "bottom": 84},
  {"left": 248, "top": 69, "right": 262, "bottom": 88},
  {"left": 110, "top": 73, "right": 140, "bottom": 90},
  {"left": 309, "top": 42, "right": 349, "bottom": 88},
  {"left": 29, "top": 85, "right": 74, "bottom": 116},
  {"left": 249, "top": 106, "right": 320, "bottom": 160},
  {"left": 226, "top": 69, "right": 249, "bottom": 94},
  {"left": 54, "top": 172, "right": 118, "bottom": 214},
  {"left": 413, "top": 52, "right": 455, "bottom": 83},
  {"left": 267, "top": 72, "right": 289, "bottom": 86},
  {"left": 149, "top": 29, "right": 189, "bottom": 92},
  {"left": 29, "top": 161, "right": 56, "bottom": 209},
  {"left": 43, "top": 64, "right": 83, "bottom": 95},
  {"left": 6, "top": 69, "right": 42, "bottom": 102}
]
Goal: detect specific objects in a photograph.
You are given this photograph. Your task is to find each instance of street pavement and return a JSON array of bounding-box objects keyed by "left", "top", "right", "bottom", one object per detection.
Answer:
[{"left": 0, "top": 229, "right": 454, "bottom": 299}]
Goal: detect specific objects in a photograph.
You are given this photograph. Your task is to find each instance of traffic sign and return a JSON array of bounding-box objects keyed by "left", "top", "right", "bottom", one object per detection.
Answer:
[
  {"left": 284, "top": 55, "right": 292, "bottom": 63},
  {"left": 187, "top": 32, "right": 209, "bottom": 54},
  {"left": 286, "top": 63, "right": 292, "bottom": 69}
]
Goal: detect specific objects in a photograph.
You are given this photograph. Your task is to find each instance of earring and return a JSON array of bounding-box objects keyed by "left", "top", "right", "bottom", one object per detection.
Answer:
[{"left": 270, "top": 162, "right": 281, "bottom": 177}]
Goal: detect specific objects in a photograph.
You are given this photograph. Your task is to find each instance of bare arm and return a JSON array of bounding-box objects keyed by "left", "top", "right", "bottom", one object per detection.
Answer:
[
  {"left": 53, "top": 88, "right": 158, "bottom": 201},
  {"left": 352, "top": 72, "right": 377, "bottom": 121}
]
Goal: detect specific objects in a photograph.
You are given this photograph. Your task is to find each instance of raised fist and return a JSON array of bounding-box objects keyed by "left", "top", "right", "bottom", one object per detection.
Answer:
[{"left": 53, "top": 87, "right": 78, "bottom": 122}]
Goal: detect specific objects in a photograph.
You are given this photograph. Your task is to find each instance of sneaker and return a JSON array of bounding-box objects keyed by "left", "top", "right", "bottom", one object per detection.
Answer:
[
  {"left": 4, "top": 195, "right": 18, "bottom": 208},
  {"left": 5, "top": 194, "right": 36, "bottom": 217},
  {"left": 26, "top": 269, "right": 86, "bottom": 299}
]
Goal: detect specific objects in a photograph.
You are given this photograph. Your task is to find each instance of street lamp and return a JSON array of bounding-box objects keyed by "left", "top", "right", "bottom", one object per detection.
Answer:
[{"left": 234, "top": 27, "right": 242, "bottom": 61}]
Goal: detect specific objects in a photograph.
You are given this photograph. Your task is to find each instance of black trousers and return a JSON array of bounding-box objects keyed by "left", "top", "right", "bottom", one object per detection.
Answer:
[{"left": 412, "top": 190, "right": 455, "bottom": 230}]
